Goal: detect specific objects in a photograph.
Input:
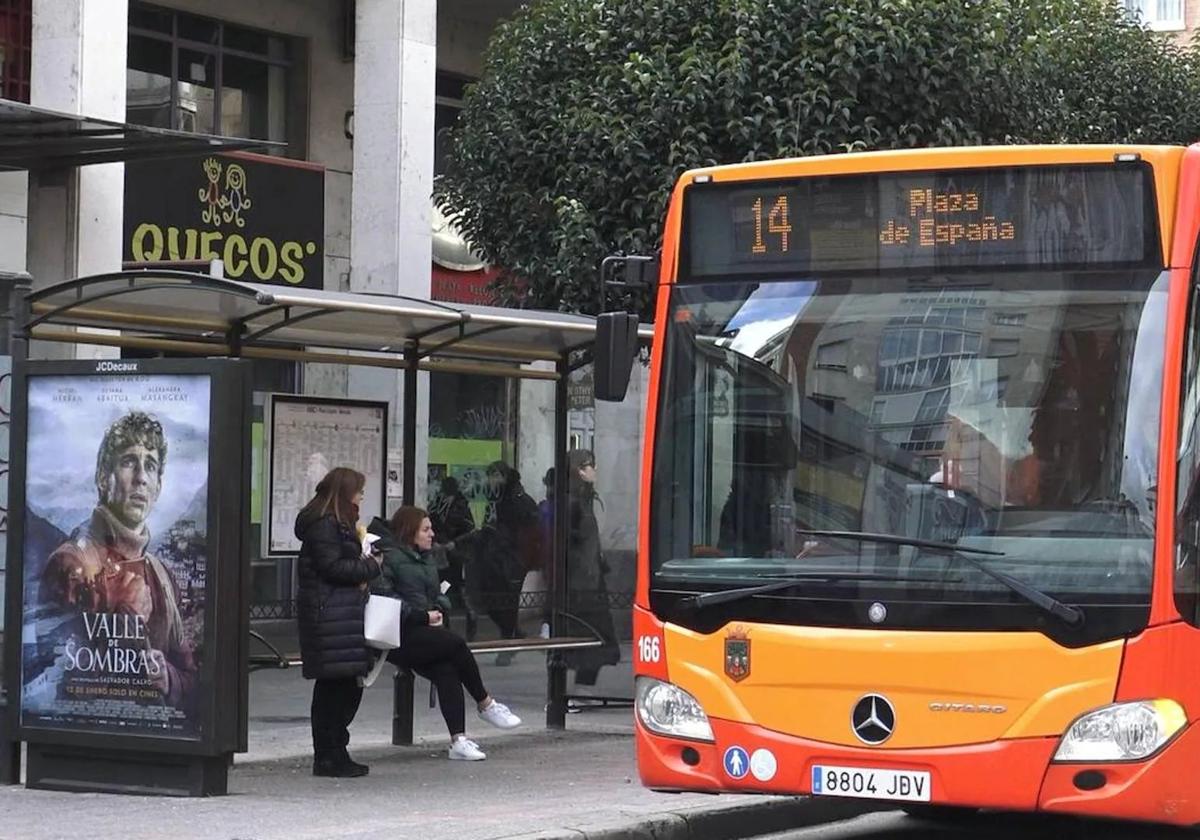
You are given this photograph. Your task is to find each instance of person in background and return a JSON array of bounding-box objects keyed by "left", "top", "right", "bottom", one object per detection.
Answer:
[
  {"left": 467, "top": 461, "right": 540, "bottom": 663},
  {"left": 428, "top": 476, "right": 478, "bottom": 639},
  {"left": 535, "top": 467, "right": 557, "bottom": 639},
  {"left": 370, "top": 506, "right": 522, "bottom": 760},
  {"left": 297, "top": 467, "right": 417, "bottom": 778},
  {"left": 562, "top": 449, "right": 621, "bottom": 694}
]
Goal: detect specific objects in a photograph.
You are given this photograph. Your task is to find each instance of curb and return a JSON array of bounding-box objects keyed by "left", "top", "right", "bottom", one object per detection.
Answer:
[{"left": 498, "top": 797, "right": 884, "bottom": 840}]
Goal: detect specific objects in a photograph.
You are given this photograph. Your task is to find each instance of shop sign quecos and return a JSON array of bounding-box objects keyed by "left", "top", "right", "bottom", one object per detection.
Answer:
[{"left": 124, "top": 153, "right": 325, "bottom": 289}]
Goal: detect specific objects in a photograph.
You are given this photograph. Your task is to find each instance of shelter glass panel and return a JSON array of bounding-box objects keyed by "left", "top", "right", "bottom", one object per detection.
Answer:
[
  {"left": 561, "top": 361, "right": 645, "bottom": 702},
  {"left": 425, "top": 371, "right": 524, "bottom": 646}
]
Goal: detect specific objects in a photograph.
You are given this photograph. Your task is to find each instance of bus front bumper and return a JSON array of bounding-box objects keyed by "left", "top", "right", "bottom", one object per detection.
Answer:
[{"left": 637, "top": 717, "right": 1200, "bottom": 825}]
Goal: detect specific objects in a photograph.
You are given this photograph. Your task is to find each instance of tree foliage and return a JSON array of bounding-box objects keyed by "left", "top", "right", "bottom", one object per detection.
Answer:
[{"left": 436, "top": 0, "right": 1200, "bottom": 315}]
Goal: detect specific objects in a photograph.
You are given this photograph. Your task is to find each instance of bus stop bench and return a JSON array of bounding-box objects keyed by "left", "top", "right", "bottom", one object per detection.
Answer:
[{"left": 247, "top": 631, "right": 602, "bottom": 745}]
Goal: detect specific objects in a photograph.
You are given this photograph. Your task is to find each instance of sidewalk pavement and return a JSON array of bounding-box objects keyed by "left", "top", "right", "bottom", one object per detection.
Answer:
[{"left": 0, "top": 644, "right": 874, "bottom": 840}]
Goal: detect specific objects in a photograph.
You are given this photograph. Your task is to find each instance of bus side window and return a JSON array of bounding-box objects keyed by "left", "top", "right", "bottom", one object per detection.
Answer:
[{"left": 1177, "top": 284, "right": 1200, "bottom": 626}]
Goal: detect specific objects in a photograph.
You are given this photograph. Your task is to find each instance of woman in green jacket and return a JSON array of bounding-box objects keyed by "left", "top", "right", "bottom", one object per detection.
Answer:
[
  {"left": 369, "top": 513, "right": 453, "bottom": 615},
  {"left": 368, "top": 506, "right": 521, "bottom": 761}
]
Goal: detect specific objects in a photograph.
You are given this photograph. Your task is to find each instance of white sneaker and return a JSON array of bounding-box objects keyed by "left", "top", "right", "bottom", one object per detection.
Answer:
[
  {"left": 478, "top": 699, "right": 522, "bottom": 729},
  {"left": 448, "top": 738, "right": 486, "bottom": 761}
]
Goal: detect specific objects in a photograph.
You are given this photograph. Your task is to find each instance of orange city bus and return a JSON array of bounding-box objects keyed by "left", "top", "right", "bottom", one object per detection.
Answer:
[{"left": 627, "top": 144, "right": 1200, "bottom": 826}]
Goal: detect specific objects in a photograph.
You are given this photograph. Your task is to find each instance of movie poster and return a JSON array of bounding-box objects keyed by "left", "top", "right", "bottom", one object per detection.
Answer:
[{"left": 19, "top": 373, "right": 211, "bottom": 738}]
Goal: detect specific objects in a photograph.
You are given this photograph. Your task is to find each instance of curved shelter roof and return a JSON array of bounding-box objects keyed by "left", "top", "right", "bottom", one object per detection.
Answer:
[{"left": 21, "top": 270, "right": 650, "bottom": 375}]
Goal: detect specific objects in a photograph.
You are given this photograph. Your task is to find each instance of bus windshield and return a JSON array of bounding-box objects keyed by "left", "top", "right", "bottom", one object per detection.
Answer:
[{"left": 650, "top": 270, "right": 1168, "bottom": 642}]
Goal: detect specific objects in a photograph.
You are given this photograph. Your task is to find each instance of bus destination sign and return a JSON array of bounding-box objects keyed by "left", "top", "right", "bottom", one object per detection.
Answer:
[
  {"left": 685, "top": 164, "right": 1157, "bottom": 277},
  {"left": 877, "top": 188, "right": 1015, "bottom": 249}
]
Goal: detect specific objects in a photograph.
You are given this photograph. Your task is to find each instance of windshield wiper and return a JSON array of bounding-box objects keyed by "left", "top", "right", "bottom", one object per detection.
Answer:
[
  {"left": 677, "top": 571, "right": 932, "bottom": 611},
  {"left": 796, "top": 529, "right": 1085, "bottom": 627}
]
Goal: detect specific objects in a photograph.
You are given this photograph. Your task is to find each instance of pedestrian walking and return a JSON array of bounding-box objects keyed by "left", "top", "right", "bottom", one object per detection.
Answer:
[
  {"left": 466, "top": 461, "right": 539, "bottom": 662},
  {"left": 371, "top": 506, "right": 522, "bottom": 760},
  {"left": 563, "top": 449, "right": 621, "bottom": 693},
  {"left": 428, "top": 476, "right": 479, "bottom": 638},
  {"left": 535, "top": 467, "right": 556, "bottom": 638}
]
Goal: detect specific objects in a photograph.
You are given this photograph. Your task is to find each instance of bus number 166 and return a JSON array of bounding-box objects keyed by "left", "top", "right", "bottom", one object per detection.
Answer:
[{"left": 637, "top": 635, "right": 661, "bottom": 664}]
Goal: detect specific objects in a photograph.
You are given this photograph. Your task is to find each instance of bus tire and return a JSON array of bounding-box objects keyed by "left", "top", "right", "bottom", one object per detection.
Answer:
[{"left": 901, "top": 804, "right": 980, "bottom": 822}]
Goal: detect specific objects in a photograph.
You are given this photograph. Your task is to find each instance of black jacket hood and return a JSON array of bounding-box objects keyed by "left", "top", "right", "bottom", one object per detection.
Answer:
[
  {"left": 367, "top": 516, "right": 399, "bottom": 549},
  {"left": 294, "top": 507, "right": 327, "bottom": 541}
]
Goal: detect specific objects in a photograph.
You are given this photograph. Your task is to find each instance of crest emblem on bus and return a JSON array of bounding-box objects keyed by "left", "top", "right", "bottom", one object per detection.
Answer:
[{"left": 724, "top": 627, "right": 751, "bottom": 682}]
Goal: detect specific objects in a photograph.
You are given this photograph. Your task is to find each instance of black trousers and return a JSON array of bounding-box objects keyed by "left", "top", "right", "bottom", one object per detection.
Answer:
[
  {"left": 311, "top": 677, "right": 364, "bottom": 757},
  {"left": 388, "top": 624, "right": 488, "bottom": 736}
]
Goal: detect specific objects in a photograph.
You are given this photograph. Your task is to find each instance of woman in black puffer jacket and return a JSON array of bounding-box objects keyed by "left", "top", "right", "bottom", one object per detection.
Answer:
[{"left": 296, "top": 467, "right": 431, "bottom": 778}]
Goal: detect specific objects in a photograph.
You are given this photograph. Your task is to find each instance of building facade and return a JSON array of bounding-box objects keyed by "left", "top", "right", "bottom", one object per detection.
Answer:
[
  {"left": 1123, "top": 0, "right": 1198, "bottom": 40},
  {"left": 0, "top": 0, "right": 645, "bottom": 627}
]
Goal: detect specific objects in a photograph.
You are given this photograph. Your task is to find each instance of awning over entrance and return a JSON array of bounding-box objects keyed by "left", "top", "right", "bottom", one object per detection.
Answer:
[
  {"left": 0, "top": 99, "right": 275, "bottom": 171},
  {"left": 21, "top": 270, "right": 652, "bottom": 373}
]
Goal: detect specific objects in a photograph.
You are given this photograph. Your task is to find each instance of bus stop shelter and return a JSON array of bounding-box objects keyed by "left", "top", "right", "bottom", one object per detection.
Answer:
[{"left": 3, "top": 266, "right": 645, "bottom": 792}]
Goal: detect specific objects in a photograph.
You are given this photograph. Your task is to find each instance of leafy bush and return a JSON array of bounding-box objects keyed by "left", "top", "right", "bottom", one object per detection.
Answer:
[{"left": 437, "top": 0, "right": 1200, "bottom": 314}]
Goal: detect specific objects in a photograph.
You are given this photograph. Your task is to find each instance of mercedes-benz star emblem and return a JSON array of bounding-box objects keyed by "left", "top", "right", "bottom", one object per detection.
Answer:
[{"left": 851, "top": 694, "right": 896, "bottom": 745}]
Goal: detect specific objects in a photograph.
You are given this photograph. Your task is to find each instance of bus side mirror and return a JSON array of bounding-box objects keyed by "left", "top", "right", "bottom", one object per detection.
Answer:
[{"left": 594, "top": 312, "right": 639, "bottom": 402}]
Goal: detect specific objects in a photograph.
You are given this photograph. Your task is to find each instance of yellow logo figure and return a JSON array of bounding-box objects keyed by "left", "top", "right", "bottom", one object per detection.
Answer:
[
  {"left": 222, "top": 164, "right": 251, "bottom": 229},
  {"left": 196, "top": 158, "right": 252, "bottom": 229},
  {"left": 198, "top": 157, "right": 223, "bottom": 227}
]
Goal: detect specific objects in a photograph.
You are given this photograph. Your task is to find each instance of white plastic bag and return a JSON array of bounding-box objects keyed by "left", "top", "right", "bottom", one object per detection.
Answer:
[{"left": 364, "top": 594, "right": 402, "bottom": 650}]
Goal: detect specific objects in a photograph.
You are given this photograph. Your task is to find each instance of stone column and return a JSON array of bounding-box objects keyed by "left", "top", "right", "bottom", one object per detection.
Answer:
[
  {"left": 350, "top": 0, "right": 436, "bottom": 507},
  {"left": 27, "top": 0, "right": 128, "bottom": 359}
]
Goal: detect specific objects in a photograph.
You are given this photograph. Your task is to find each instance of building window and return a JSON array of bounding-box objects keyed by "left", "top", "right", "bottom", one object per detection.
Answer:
[
  {"left": 127, "top": 2, "right": 302, "bottom": 154},
  {"left": 987, "top": 337, "right": 1021, "bottom": 358},
  {"left": 434, "top": 71, "right": 471, "bottom": 176},
  {"left": 1123, "top": 0, "right": 1185, "bottom": 31},
  {"left": 815, "top": 340, "right": 849, "bottom": 371},
  {"left": 0, "top": 0, "right": 31, "bottom": 103}
]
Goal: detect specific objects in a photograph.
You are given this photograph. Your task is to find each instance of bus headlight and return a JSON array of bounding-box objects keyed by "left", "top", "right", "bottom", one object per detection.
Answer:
[
  {"left": 635, "top": 676, "right": 714, "bottom": 742},
  {"left": 1053, "top": 700, "right": 1187, "bottom": 762}
]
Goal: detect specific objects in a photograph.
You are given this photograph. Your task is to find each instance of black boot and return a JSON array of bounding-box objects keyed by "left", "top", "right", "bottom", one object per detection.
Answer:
[
  {"left": 338, "top": 749, "right": 370, "bottom": 777},
  {"left": 313, "top": 750, "right": 369, "bottom": 778}
]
